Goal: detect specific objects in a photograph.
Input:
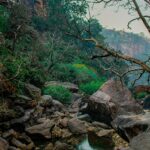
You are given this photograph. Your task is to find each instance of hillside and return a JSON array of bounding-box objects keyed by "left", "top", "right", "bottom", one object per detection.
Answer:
[{"left": 102, "top": 29, "right": 150, "bottom": 60}]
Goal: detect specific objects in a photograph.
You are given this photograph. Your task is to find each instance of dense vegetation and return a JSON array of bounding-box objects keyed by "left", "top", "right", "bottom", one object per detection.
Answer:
[
  {"left": 0, "top": 1, "right": 119, "bottom": 98},
  {"left": 43, "top": 85, "right": 72, "bottom": 103},
  {"left": 0, "top": 0, "right": 149, "bottom": 100}
]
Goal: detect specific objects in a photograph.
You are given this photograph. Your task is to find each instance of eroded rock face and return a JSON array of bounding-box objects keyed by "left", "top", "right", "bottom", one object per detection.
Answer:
[
  {"left": 68, "top": 118, "right": 87, "bottom": 134},
  {"left": 20, "top": 0, "right": 47, "bottom": 17},
  {"left": 100, "top": 79, "right": 143, "bottom": 115},
  {"left": 87, "top": 90, "right": 117, "bottom": 124},
  {"left": 26, "top": 118, "right": 55, "bottom": 139},
  {"left": 52, "top": 100, "right": 66, "bottom": 112},
  {"left": 34, "top": 0, "right": 47, "bottom": 17},
  {"left": 25, "top": 83, "right": 41, "bottom": 100},
  {"left": 87, "top": 80, "right": 143, "bottom": 125},
  {"left": 86, "top": 79, "right": 146, "bottom": 142},
  {"left": 88, "top": 127, "right": 115, "bottom": 149},
  {"left": 39, "top": 95, "right": 53, "bottom": 107}
]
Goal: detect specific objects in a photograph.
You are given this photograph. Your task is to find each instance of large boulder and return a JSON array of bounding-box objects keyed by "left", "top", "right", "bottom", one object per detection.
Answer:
[
  {"left": 26, "top": 118, "right": 55, "bottom": 139},
  {"left": 68, "top": 118, "right": 87, "bottom": 134},
  {"left": 25, "top": 83, "right": 41, "bottom": 100},
  {"left": 87, "top": 80, "right": 143, "bottom": 124},
  {"left": 52, "top": 100, "right": 66, "bottom": 112},
  {"left": 88, "top": 128, "right": 115, "bottom": 149},
  {"left": 100, "top": 79, "right": 143, "bottom": 115},
  {"left": 39, "top": 95, "right": 53, "bottom": 107},
  {"left": 112, "top": 112, "right": 150, "bottom": 142},
  {"left": 87, "top": 90, "right": 117, "bottom": 124},
  {"left": 129, "top": 132, "right": 150, "bottom": 150},
  {"left": 44, "top": 81, "right": 79, "bottom": 92}
]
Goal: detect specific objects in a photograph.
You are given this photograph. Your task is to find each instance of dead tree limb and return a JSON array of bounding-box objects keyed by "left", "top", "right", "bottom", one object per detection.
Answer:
[
  {"left": 83, "top": 37, "right": 150, "bottom": 73},
  {"left": 132, "top": 0, "right": 150, "bottom": 33}
]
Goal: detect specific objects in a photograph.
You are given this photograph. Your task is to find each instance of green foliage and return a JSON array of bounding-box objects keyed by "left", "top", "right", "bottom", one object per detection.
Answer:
[
  {"left": 79, "top": 79, "right": 106, "bottom": 95},
  {"left": 135, "top": 92, "right": 149, "bottom": 99},
  {"left": 32, "top": 16, "right": 49, "bottom": 32},
  {"left": 72, "top": 64, "right": 98, "bottom": 82},
  {"left": 51, "top": 63, "right": 99, "bottom": 84},
  {"left": 42, "top": 86, "right": 72, "bottom": 103},
  {"left": 0, "top": 6, "right": 9, "bottom": 33},
  {"left": 0, "top": 46, "right": 48, "bottom": 92},
  {"left": 0, "top": 1, "right": 114, "bottom": 97}
]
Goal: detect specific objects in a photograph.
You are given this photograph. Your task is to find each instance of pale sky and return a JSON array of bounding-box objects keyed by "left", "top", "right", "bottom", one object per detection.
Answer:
[{"left": 89, "top": 4, "right": 150, "bottom": 38}]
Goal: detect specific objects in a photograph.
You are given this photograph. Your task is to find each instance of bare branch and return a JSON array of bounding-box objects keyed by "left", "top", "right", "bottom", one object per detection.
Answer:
[
  {"left": 132, "top": 0, "right": 150, "bottom": 33},
  {"left": 83, "top": 37, "right": 150, "bottom": 73},
  {"left": 131, "top": 70, "right": 145, "bottom": 86},
  {"left": 91, "top": 53, "right": 110, "bottom": 59},
  {"left": 127, "top": 16, "right": 150, "bottom": 29}
]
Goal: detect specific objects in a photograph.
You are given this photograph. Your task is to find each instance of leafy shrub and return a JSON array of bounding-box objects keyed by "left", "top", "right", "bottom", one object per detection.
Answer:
[
  {"left": 42, "top": 86, "right": 72, "bottom": 103},
  {"left": 32, "top": 16, "right": 49, "bottom": 32},
  {"left": 0, "top": 49, "right": 48, "bottom": 92},
  {"left": 0, "top": 6, "right": 9, "bottom": 32},
  {"left": 135, "top": 92, "right": 149, "bottom": 99},
  {"left": 51, "top": 64, "right": 77, "bottom": 82},
  {"left": 79, "top": 79, "right": 106, "bottom": 95},
  {"left": 51, "top": 63, "right": 99, "bottom": 84},
  {"left": 72, "top": 64, "right": 98, "bottom": 83}
]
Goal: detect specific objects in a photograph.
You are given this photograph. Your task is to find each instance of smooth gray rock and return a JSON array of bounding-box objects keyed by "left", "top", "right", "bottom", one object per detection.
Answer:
[
  {"left": 26, "top": 119, "right": 55, "bottom": 139},
  {"left": 39, "top": 95, "right": 53, "bottom": 107},
  {"left": 112, "top": 112, "right": 150, "bottom": 141},
  {"left": 129, "top": 132, "right": 150, "bottom": 150},
  {"left": 101, "top": 79, "right": 143, "bottom": 115},
  {"left": 25, "top": 83, "right": 41, "bottom": 100},
  {"left": 87, "top": 90, "right": 117, "bottom": 124},
  {"left": 68, "top": 118, "right": 87, "bottom": 134}
]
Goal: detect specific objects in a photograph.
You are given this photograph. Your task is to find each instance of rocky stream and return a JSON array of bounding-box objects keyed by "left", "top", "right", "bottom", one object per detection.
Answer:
[{"left": 0, "top": 80, "right": 150, "bottom": 150}]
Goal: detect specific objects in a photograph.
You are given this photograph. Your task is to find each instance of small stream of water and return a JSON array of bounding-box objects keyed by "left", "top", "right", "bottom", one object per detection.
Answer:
[{"left": 76, "top": 135, "right": 114, "bottom": 150}]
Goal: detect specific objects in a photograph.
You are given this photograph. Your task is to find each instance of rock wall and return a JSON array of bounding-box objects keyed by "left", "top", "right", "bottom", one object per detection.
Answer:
[
  {"left": 0, "top": 0, "right": 47, "bottom": 17},
  {"left": 21, "top": 0, "right": 47, "bottom": 17}
]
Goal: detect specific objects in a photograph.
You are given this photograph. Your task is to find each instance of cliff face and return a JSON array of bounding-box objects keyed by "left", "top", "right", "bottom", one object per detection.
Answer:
[
  {"left": 0, "top": 0, "right": 47, "bottom": 17},
  {"left": 21, "top": 0, "right": 47, "bottom": 17},
  {"left": 33, "top": 0, "right": 47, "bottom": 17},
  {"left": 102, "top": 29, "right": 150, "bottom": 60}
]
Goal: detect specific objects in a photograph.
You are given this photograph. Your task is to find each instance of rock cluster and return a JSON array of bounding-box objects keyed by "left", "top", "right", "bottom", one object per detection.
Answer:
[
  {"left": 1, "top": 80, "right": 141, "bottom": 150},
  {"left": 85, "top": 79, "right": 150, "bottom": 150}
]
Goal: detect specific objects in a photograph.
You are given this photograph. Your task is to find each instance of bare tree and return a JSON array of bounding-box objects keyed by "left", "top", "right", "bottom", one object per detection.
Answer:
[
  {"left": 92, "top": 0, "right": 150, "bottom": 33},
  {"left": 76, "top": 0, "right": 150, "bottom": 84}
]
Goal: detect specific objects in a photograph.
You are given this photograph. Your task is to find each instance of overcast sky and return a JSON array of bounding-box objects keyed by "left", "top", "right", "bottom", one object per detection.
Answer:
[{"left": 89, "top": 4, "right": 150, "bottom": 38}]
